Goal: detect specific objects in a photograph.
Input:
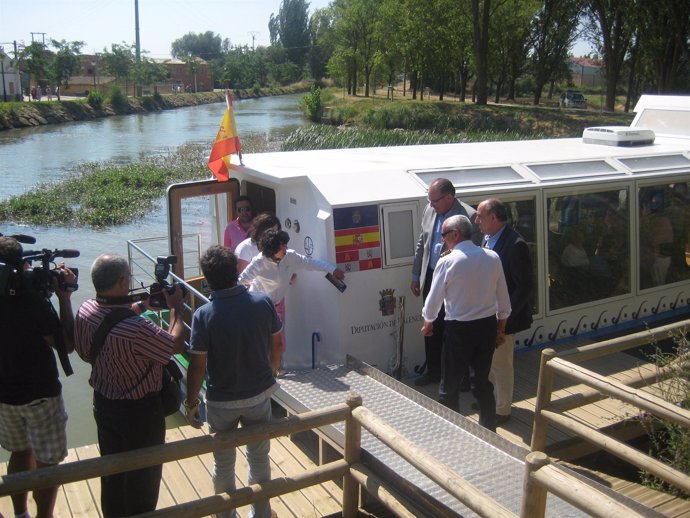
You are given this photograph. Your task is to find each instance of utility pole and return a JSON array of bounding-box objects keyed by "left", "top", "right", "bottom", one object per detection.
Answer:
[
  {"left": 248, "top": 31, "right": 259, "bottom": 51},
  {"left": 30, "top": 32, "right": 46, "bottom": 47},
  {"left": 134, "top": 0, "right": 142, "bottom": 96}
]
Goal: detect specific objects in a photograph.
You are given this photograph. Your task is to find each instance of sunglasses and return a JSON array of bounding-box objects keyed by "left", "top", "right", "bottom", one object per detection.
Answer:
[{"left": 237, "top": 206, "right": 252, "bottom": 213}]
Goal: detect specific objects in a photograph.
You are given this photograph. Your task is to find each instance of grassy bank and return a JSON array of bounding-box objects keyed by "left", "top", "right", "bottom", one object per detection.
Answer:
[
  {"left": 319, "top": 90, "right": 634, "bottom": 138},
  {"left": 0, "top": 82, "right": 311, "bottom": 130}
]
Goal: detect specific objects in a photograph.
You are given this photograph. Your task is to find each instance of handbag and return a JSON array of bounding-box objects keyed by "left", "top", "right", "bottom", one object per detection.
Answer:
[
  {"left": 160, "top": 360, "right": 184, "bottom": 416},
  {"left": 91, "top": 307, "right": 183, "bottom": 416}
]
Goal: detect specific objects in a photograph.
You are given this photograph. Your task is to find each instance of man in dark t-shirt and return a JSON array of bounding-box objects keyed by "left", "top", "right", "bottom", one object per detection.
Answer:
[{"left": 0, "top": 236, "right": 75, "bottom": 518}]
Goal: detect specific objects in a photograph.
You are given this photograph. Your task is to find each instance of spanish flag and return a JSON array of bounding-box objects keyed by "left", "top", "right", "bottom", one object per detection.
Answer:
[{"left": 207, "top": 91, "right": 242, "bottom": 182}]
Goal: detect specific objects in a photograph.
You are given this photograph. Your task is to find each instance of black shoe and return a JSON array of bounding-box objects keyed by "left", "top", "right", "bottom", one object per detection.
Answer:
[
  {"left": 459, "top": 378, "right": 471, "bottom": 392},
  {"left": 414, "top": 374, "right": 440, "bottom": 386},
  {"left": 495, "top": 414, "right": 511, "bottom": 426}
]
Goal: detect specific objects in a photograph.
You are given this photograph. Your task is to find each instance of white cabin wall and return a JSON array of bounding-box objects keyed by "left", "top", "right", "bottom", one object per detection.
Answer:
[{"left": 279, "top": 182, "right": 343, "bottom": 369}]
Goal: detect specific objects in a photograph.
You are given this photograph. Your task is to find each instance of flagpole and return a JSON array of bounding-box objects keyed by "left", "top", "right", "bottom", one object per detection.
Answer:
[{"left": 225, "top": 89, "right": 243, "bottom": 166}]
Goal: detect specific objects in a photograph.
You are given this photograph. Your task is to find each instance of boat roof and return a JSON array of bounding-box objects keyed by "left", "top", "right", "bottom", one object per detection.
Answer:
[{"left": 236, "top": 95, "right": 690, "bottom": 207}]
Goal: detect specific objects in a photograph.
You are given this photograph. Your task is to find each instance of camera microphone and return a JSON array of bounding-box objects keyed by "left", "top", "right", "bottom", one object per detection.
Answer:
[
  {"left": 11, "top": 234, "right": 37, "bottom": 244},
  {"left": 56, "top": 249, "right": 80, "bottom": 259}
]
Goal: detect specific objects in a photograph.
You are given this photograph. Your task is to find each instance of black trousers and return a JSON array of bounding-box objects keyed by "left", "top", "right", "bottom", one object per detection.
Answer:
[
  {"left": 439, "top": 316, "right": 497, "bottom": 431},
  {"left": 93, "top": 391, "right": 165, "bottom": 518},
  {"left": 423, "top": 266, "right": 445, "bottom": 379}
]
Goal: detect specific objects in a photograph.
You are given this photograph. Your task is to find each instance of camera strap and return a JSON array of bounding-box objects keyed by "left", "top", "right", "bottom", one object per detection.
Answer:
[
  {"left": 95, "top": 292, "right": 148, "bottom": 305},
  {"left": 90, "top": 308, "right": 137, "bottom": 365}
]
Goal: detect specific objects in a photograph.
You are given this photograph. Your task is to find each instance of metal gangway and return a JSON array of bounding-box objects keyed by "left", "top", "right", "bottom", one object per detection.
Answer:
[{"left": 275, "top": 356, "right": 663, "bottom": 518}]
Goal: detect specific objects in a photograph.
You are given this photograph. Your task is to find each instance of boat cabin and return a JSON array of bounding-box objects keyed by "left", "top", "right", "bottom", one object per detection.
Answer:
[{"left": 164, "top": 95, "right": 690, "bottom": 374}]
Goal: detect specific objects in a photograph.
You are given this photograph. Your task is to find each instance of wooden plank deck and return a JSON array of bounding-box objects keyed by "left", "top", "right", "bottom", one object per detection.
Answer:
[
  {"left": 0, "top": 426, "right": 343, "bottom": 518},
  {"left": 406, "top": 344, "right": 690, "bottom": 517},
  {"left": 2, "top": 344, "right": 688, "bottom": 517}
]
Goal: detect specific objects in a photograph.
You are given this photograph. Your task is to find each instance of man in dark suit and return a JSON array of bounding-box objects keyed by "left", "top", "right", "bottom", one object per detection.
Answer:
[
  {"left": 476, "top": 198, "right": 533, "bottom": 425},
  {"left": 411, "top": 178, "right": 477, "bottom": 386}
]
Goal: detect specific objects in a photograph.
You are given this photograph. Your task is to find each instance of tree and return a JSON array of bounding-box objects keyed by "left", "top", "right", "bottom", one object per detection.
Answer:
[
  {"left": 585, "top": 0, "right": 636, "bottom": 111},
  {"left": 635, "top": 0, "right": 690, "bottom": 94},
  {"left": 138, "top": 58, "right": 169, "bottom": 93},
  {"left": 529, "top": 0, "right": 581, "bottom": 105},
  {"left": 269, "top": 0, "right": 311, "bottom": 68},
  {"left": 308, "top": 6, "right": 335, "bottom": 82},
  {"left": 171, "top": 31, "right": 227, "bottom": 61},
  {"left": 48, "top": 39, "right": 84, "bottom": 96},
  {"left": 17, "top": 41, "right": 50, "bottom": 96},
  {"left": 100, "top": 43, "right": 136, "bottom": 95}
]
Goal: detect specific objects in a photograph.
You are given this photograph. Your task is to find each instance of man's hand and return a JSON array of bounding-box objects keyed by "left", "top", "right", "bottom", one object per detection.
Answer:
[
  {"left": 53, "top": 264, "right": 77, "bottom": 298},
  {"left": 421, "top": 320, "right": 433, "bottom": 336},
  {"left": 163, "top": 284, "right": 184, "bottom": 312},
  {"left": 184, "top": 399, "right": 203, "bottom": 429},
  {"left": 496, "top": 329, "right": 506, "bottom": 347},
  {"left": 410, "top": 281, "right": 421, "bottom": 297}
]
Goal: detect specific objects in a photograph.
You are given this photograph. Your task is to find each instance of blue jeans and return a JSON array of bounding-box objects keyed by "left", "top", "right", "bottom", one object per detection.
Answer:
[{"left": 207, "top": 397, "right": 272, "bottom": 518}]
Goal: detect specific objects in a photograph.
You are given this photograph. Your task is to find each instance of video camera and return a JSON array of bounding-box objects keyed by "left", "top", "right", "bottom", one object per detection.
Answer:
[
  {"left": 148, "top": 255, "right": 185, "bottom": 309},
  {"left": 0, "top": 233, "right": 79, "bottom": 298},
  {"left": 0, "top": 232, "right": 78, "bottom": 376}
]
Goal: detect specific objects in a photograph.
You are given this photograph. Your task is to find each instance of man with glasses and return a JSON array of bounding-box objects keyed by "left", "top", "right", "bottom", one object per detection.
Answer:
[
  {"left": 421, "top": 215, "right": 510, "bottom": 431},
  {"left": 224, "top": 195, "right": 254, "bottom": 252},
  {"left": 411, "top": 178, "right": 477, "bottom": 386},
  {"left": 74, "top": 253, "right": 186, "bottom": 517}
]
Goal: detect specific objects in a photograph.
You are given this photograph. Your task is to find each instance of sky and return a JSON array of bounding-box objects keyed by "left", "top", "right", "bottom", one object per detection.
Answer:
[
  {"left": 0, "top": 0, "right": 331, "bottom": 58},
  {"left": 0, "top": 0, "right": 592, "bottom": 59}
]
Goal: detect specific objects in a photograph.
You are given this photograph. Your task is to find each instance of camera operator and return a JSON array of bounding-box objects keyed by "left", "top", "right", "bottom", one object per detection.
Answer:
[
  {"left": 0, "top": 236, "right": 76, "bottom": 518},
  {"left": 74, "top": 253, "right": 185, "bottom": 518}
]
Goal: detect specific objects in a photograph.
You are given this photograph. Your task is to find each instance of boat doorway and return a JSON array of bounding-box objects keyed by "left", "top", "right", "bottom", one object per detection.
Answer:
[{"left": 166, "top": 178, "right": 240, "bottom": 277}]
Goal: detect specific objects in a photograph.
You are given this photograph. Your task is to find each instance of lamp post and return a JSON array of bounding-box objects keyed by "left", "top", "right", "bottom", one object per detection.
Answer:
[
  {"left": 91, "top": 60, "right": 97, "bottom": 90},
  {"left": 0, "top": 48, "right": 7, "bottom": 103}
]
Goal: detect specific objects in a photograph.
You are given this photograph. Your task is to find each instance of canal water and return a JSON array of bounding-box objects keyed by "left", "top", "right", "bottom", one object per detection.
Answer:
[{"left": 0, "top": 94, "right": 307, "bottom": 459}]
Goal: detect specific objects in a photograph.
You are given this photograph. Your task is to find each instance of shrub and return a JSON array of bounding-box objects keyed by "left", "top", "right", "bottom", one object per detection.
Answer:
[
  {"left": 107, "top": 85, "right": 128, "bottom": 112},
  {"left": 639, "top": 334, "right": 690, "bottom": 498},
  {"left": 301, "top": 85, "right": 322, "bottom": 122},
  {"left": 86, "top": 90, "right": 104, "bottom": 109}
]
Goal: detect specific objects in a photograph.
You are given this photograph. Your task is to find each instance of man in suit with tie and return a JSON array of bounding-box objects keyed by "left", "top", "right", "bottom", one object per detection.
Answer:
[
  {"left": 475, "top": 198, "right": 533, "bottom": 425},
  {"left": 411, "top": 178, "right": 477, "bottom": 386}
]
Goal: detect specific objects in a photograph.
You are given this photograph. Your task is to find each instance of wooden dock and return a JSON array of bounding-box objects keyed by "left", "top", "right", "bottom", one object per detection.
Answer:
[
  {"left": 2, "top": 343, "right": 689, "bottom": 517},
  {"left": 0, "top": 425, "right": 343, "bottom": 518}
]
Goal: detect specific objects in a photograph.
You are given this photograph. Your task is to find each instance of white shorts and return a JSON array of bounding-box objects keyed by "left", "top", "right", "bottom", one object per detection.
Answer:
[{"left": 0, "top": 396, "right": 68, "bottom": 464}]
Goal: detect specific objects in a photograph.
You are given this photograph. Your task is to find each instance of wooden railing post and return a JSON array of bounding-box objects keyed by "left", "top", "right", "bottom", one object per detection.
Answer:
[
  {"left": 342, "top": 392, "right": 362, "bottom": 518},
  {"left": 530, "top": 348, "right": 556, "bottom": 452},
  {"left": 520, "top": 451, "right": 550, "bottom": 518}
]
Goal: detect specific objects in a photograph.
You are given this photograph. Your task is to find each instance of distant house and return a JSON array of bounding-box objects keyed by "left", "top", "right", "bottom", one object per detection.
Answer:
[
  {"left": 62, "top": 55, "right": 214, "bottom": 97},
  {"left": 152, "top": 57, "right": 213, "bottom": 93},
  {"left": 0, "top": 48, "right": 22, "bottom": 101},
  {"left": 569, "top": 56, "right": 604, "bottom": 88}
]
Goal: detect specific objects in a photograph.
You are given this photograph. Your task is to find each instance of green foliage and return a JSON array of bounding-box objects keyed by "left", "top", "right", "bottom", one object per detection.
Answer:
[
  {"left": 86, "top": 89, "right": 104, "bottom": 108},
  {"left": 324, "top": 96, "right": 634, "bottom": 137},
  {"left": 301, "top": 85, "right": 322, "bottom": 121},
  {"left": 48, "top": 39, "right": 85, "bottom": 89},
  {"left": 107, "top": 85, "right": 128, "bottom": 112},
  {"left": 0, "top": 144, "right": 209, "bottom": 228},
  {"left": 280, "top": 125, "right": 543, "bottom": 151},
  {"left": 639, "top": 335, "right": 690, "bottom": 498},
  {"left": 171, "top": 31, "right": 226, "bottom": 61}
]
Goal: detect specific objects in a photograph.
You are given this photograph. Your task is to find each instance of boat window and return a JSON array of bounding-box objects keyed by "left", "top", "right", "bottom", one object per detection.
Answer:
[
  {"left": 638, "top": 182, "right": 690, "bottom": 290},
  {"left": 547, "top": 188, "right": 630, "bottom": 310},
  {"left": 413, "top": 167, "right": 529, "bottom": 189},
  {"left": 528, "top": 160, "right": 618, "bottom": 181},
  {"left": 618, "top": 154, "right": 690, "bottom": 173},
  {"left": 381, "top": 202, "right": 419, "bottom": 267}
]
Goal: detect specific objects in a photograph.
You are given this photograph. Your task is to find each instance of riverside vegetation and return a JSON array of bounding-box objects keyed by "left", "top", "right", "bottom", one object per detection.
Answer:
[{"left": 0, "top": 86, "right": 634, "bottom": 228}]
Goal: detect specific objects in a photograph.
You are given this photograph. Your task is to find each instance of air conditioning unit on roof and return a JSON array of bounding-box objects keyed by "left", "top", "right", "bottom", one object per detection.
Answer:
[{"left": 582, "top": 126, "right": 655, "bottom": 147}]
